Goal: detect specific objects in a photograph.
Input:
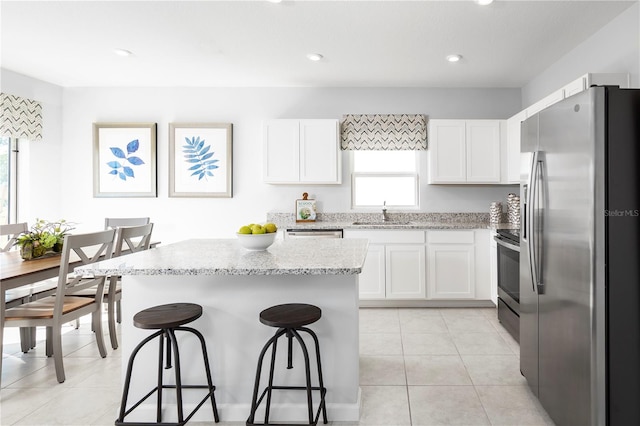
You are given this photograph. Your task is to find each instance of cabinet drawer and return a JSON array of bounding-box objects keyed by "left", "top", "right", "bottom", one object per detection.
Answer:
[
  {"left": 427, "top": 230, "right": 475, "bottom": 244},
  {"left": 344, "top": 229, "right": 425, "bottom": 244}
]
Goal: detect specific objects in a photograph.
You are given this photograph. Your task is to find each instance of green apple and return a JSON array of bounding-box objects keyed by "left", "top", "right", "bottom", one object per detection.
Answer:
[
  {"left": 238, "top": 225, "right": 252, "bottom": 234},
  {"left": 251, "top": 224, "right": 266, "bottom": 234}
]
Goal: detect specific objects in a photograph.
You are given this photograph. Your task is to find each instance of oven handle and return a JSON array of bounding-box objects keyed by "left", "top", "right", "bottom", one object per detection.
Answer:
[{"left": 494, "top": 236, "right": 520, "bottom": 253}]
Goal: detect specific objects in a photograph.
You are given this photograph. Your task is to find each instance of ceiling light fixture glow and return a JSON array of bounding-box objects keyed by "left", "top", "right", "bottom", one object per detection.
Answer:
[
  {"left": 113, "top": 48, "right": 133, "bottom": 57},
  {"left": 266, "top": 0, "right": 283, "bottom": 3},
  {"left": 476, "top": 0, "right": 494, "bottom": 5},
  {"left": 307, "top": 53, "right": 324, "bottom": 62},
  {"left": 446, "top": 54, "right": 462, "bottom": 63}
]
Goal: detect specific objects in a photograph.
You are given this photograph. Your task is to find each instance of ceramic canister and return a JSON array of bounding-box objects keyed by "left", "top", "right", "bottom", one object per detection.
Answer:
[
  {"left": 490, "top": 202, "right": 503, "bottom": 224},
  {"left": 507, "top": 194, "right": 521, "bottom": 225}
]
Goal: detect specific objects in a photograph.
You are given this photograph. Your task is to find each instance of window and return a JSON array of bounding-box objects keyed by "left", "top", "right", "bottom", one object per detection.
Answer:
[
  {"left": 0, "top": 136, "right": 18, "bottom": 225},
  {"left": 351, "top": 151, "right": 419, "bottom": 208}
]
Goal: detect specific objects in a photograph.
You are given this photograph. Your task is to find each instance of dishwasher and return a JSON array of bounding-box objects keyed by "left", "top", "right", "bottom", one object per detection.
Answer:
[{"left": 285, "top": 229, "right": 343, "bottom": 239}]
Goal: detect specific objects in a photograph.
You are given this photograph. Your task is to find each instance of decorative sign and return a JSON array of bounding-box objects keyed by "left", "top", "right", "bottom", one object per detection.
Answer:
[{"left": 295, "top": 192, "right": 317, "bottom": 223}]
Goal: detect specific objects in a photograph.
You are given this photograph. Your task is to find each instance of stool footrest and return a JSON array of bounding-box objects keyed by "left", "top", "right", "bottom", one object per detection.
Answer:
[
  {"left": 116, "top": 386, "right": 215, "bottom": 426},
  {"left": 248, "top": 386, "right": 327, "bottom": 426}
]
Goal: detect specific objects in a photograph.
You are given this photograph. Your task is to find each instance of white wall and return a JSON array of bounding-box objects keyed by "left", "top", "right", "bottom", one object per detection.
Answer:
[
  {"left": 57, "top": 87, "right": 520, "bottom": 243},
  {"left": 522, "top": 2, "right": 640, "bottom": 106}
]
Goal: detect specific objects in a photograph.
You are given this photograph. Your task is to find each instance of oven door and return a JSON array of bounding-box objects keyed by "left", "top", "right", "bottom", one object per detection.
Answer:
[{"left": 495, "top": 237, "right": 520, "bottom": 314}]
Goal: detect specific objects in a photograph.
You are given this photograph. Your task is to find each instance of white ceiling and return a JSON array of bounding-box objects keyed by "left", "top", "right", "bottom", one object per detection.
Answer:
[{"left": 0, "top": 0, "right": 635, "bottom": 88}]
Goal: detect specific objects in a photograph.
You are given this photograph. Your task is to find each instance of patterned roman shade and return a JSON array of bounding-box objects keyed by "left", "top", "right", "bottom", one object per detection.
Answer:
[
  {"left": 1, "top": 92, "right": 43, "bottom": 140},
  {"left": 340, "top": 114, "right": 427, "bottom": 150}
]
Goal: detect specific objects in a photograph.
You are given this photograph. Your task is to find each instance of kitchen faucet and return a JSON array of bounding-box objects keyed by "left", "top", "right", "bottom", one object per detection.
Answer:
[{"left": 382, "top": 201, "right": 389, "bottom": 222}]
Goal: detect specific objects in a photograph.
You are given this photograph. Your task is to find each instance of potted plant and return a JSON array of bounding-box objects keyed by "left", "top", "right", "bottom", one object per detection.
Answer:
[
  {"left": 47, "top": 219, "right": 75, "bottom": 252},
  {"left": 15, "top": 219, "right": 75, "bottom": 260}
]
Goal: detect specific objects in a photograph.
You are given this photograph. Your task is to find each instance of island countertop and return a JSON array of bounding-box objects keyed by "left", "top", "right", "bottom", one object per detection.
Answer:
[{"left": 76, "top": 238, "right": 368, "bottom": 276}]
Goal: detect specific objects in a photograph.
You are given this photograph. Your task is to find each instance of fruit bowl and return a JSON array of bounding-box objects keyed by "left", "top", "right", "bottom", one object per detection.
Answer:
[{"left": 236, "top": 232, "right": 277, "bottom": 251}]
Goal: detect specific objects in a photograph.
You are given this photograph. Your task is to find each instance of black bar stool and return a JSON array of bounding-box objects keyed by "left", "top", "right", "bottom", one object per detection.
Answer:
[
  {"left": 116, "top": 303, "right": 219, "bottom": 426},
  {"left": 247, "top": 303, "right": 328, "bottom": 426}
]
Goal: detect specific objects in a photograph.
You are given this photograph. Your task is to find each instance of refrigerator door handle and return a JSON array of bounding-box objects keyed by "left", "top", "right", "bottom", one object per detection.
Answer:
[
  {"left": 527, "top": 151, "right": 539, "bottom": 292},
  {"left": 534, "top": 157, "right": 544, "bottom": 294}
]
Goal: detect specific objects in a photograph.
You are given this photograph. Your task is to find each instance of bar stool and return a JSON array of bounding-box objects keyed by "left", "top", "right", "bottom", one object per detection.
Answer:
[
  {"left": 116, "top": 303, "right": 219, "bottom": 426},
  {"left": 247, "top": 303, "right": 328, "bottom": 426}
]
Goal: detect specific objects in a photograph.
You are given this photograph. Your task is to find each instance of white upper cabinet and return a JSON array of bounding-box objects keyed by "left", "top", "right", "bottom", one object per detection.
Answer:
[
  {"left": 429, "top": 119, "right": 503, "bottom": 184},
  {"left": 263, "top": 120, "right": 300, "bottom": 182},
  {"left": 299, "top": 120, "right": 340, "bottom": 183},
  {"left": 263, "top": 119, "right": 341, "bottom": 184},
  {"left": 428, "top": 120, "right": 466, "bottom": 183},
  {"left": 525, "top": 88, "right": 564, "bottom": 117},
  {"left": 505, "top": 110, "right": 527, "bottom": 184},
  {"left": 507, "top": 73, "right": 629, "bottom": 185},
  {"left": 466, "top": 120, "right": 501, "bottom": 183}
]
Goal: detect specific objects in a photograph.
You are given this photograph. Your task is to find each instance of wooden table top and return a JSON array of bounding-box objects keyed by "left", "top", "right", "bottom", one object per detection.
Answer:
[
  {"left": 2, "top": 250, "right": 65, "bottom": 279},
  {"left": 1, "top": 241, "right": 160, "bottom": 291}
]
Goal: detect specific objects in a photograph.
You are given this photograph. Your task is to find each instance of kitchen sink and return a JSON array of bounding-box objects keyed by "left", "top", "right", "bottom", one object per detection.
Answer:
[{"left": 352, "top": 221, "right": 413, "bottom": 226}]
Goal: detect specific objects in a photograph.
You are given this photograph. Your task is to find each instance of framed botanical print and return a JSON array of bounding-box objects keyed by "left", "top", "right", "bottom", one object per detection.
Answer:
[
  {"left": 169, "top": 122, "right": 233, "bottom": 198},
  {"left": 93, "top": 122, "right": 157, "bottom": 198}
]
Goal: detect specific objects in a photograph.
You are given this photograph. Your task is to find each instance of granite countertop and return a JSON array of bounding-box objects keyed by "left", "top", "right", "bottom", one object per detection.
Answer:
[
  {"left": 268, "top": 212, "right": 520, "bottom": 231},
  {"left": 283, "top": 221, "right": 518, "bottom": 230},
  {"left": 75, "top": 238, "right": 368, "bottom": 276}
]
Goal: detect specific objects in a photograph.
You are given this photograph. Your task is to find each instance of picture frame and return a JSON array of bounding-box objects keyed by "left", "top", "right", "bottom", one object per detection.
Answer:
[
  {"left": 295, "top": 193, "right": 317, "bottom": 223},
  {"left": 93, "top": 123, "right": 157, "bottom": 198},
  {"left": 169, "top": 122, "right": 233, "bottom": 198}
]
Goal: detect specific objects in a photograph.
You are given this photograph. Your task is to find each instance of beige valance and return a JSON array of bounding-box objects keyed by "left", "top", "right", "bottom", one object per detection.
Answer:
[
  {"left": 1, "top": 92, "right": 43, "bottom": 140},
  {"left": 340, "top": 114, "right": 427, "bottom": 150}
]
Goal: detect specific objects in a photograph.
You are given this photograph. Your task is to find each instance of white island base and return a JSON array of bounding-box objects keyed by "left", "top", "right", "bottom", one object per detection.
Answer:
[{"left": 120, "top": 273, "right": 360, "bottom": 423}]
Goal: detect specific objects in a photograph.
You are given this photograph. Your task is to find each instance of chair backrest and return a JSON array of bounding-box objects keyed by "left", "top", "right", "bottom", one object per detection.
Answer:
[
  {"left": 104, "top": 217, "right": 150, "bottom": 230},
  {"left": 0, "top": 222, "right": 28, "bottom": 252},
  {"left": 114, "top": 223, "right": 154, "bottom": 257},
  {"left": 57, "top": 229, "right": 116, "bottom": 308}
]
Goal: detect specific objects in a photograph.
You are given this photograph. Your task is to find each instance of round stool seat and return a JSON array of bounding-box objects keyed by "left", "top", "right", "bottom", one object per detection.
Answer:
[
  {"left": 259, "top": 303, "right": 321, "bottom": 328},
  {"left": 133, "top": 303, "right": 202, "bottom": 330}
]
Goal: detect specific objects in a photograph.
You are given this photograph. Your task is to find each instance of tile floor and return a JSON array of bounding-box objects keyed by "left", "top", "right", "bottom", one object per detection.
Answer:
[{"left": 0, "top": 308, "right": 554, "bottom": 425}]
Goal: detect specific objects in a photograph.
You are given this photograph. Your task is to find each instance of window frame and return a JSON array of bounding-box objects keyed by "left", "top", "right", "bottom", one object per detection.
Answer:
[
  {"left": 350, "top": 151, "right": 420, "bottom": 210},
  {"left": 0, "top": 137, "right": 19, "bottom": 225}
]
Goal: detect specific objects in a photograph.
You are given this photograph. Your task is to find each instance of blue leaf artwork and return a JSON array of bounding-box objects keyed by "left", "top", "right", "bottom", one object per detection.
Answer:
[
  {"left": 107, "top": 139, "right": 145, "bottom": 181},
  {"left": 182, "top": 136, "right": 219, "bottom": 181}
]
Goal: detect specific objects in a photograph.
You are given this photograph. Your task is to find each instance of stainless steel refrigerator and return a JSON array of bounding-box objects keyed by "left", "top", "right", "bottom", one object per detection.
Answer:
[{"left": 520, "top": 85, "right": 640, "bottom": 426}]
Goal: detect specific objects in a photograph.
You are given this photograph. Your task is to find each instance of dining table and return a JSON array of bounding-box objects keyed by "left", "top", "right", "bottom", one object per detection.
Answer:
[{"left": 0, "top": 241, "right": 160, "bottom": 379}]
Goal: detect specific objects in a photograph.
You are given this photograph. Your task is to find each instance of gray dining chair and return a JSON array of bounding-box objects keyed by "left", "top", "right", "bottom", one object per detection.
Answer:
[
  {"left": 0, "top": 222, "right": 28, "bottom": 252},
  {"left": 2, "top": 228, "right": 116, "bottom": 384},
  {"left": 77, "top": 223, "right": 154, "bottom": 349},
  {"left": 104, "top": 217, "right": 150, "bottom": 230}
]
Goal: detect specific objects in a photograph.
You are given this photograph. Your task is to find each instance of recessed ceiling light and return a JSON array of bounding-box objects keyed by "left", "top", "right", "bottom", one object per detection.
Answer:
[
  {"left": 475, "top": 0, "right": 494, "bottom": 5},
  {"left": 266, "top": 0, "right": 282, "bottom": 3},
  {"left": 113, "top": 48, "right": 133, "bottom": 57},
  {"left": 306, "top": 53, "right": 324, "bottom": 62},
  {"left": 446, "top": 54, "right": 462, "bottom": 63}
]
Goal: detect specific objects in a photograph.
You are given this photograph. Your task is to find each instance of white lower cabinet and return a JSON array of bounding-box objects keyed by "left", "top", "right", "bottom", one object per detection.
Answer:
[
  {"left": 385, "top": 244, "right": 426, "bottom": 299},
  {"left": 344, "top": 228, "right": 490, "bottom": 302},
  {"left": 358, "top": 244, "right": 386, "bottom": 299},
  {"left": 489, "top": 231, "right": 498, "bottom": 305},
  {"left": 427, "top": 230, "right": 475, "bottom": 299},
  {"left": 343, "top": 230, "right": 425, "bottom": 300},
  {"left": 426, "top": 229, "right": 491, "bottom": 300}
]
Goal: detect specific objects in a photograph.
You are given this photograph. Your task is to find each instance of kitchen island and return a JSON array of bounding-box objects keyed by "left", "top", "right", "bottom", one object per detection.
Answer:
[{"left": 76, "top": 238, "right": 367, "bottom": 423}]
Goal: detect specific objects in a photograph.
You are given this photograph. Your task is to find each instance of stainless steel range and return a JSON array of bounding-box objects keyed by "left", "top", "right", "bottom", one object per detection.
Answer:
[{"left": 494, "top": 228, "right": 520, "bottom": 342}]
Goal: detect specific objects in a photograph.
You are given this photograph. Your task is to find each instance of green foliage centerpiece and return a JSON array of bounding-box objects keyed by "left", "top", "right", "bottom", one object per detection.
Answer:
[{"left": 16, "top": 219, "right": 75, "bottom": 260}]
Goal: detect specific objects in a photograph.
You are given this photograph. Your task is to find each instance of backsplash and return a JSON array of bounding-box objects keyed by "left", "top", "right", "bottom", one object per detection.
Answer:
[{"left": 267, "top": 212, "right": 493, "bottom": 224}]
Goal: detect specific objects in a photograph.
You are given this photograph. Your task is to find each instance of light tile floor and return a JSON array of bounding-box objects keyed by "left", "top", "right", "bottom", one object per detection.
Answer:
[{"left": 1, "top": 308, "right": 554, "bottom": 425}]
